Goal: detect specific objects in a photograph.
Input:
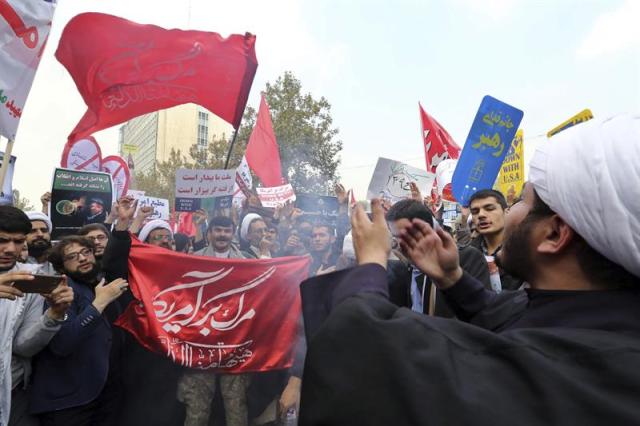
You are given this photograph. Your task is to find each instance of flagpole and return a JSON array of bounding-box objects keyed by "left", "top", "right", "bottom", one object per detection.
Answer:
[
  {"left": 224, "top": 129, "right": 239, "bottom": 169},
  {"left": 0, "top": 136, "right": 15, "bottom": 199}
]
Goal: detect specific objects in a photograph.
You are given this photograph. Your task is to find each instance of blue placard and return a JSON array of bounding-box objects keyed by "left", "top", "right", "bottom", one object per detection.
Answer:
[{"left": 451, "top": 95, "right": 523, "bottom": 205}]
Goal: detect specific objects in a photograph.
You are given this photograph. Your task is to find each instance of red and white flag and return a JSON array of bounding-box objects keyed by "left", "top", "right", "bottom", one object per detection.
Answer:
[
  {"left": 245, "top": 95, "right": 283, "bottom": 187},
  {"left": 55, "top": 13, "right": 258, "bottom": 142},
  {"left": 419, "top": 103, "right": 460, "bottom": 173},
  {"left": 0, "top": 0, "right": 57, "bottom": 139},
  {"left": 116, "top": 237, "right": 310, "bottom": 372}
]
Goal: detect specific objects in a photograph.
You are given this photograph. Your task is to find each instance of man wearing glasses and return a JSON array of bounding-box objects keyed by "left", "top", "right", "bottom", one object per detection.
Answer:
[{"left": 78, "top": 223, "right": 111, "bottom": 267}]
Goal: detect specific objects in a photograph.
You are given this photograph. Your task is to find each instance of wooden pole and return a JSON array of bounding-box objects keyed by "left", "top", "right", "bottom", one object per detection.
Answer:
[{"left": 0, "top": 137, "right": 15, "bottom": 201}]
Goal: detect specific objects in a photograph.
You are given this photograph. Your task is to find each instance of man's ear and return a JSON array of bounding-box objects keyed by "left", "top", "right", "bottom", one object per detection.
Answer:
[{"left": 536, "top": 215, "right": 577, "bottom": 255}]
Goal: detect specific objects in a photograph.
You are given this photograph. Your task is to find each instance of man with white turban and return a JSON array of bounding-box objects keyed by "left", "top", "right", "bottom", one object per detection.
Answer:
[
  {"left": 239, "top": 213, "right": 273, "bottom": 259},
  {"left": 137, "top": 219, "right": 174, "bottom": 250},
  {"left": 25, "top": 211, "right": 56, "bottom": 274},
  {"left": 298, "top": 114, "right": 640, "bottom": 425}
]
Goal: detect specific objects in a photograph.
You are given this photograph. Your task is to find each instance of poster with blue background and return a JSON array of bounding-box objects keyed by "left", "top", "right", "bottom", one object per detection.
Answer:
[{"left": 451, "top": 95, "right": 523, "bottom": 205}]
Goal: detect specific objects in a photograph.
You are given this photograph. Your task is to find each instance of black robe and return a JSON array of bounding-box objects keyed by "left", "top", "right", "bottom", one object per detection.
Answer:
[{"left": 299, "top": 264, "right": 640, "bottom": 425}]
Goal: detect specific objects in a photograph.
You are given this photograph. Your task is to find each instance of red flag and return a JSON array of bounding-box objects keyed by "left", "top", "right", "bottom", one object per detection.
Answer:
[
  {"left": 116, "top": 237, "right": 310, "bottom": 372},
  {"left": 245, "top": 95, "right": 283, "bottom": 187},
  {"left": 419, "top": 103, "right": 460, "bottom": 173},
  {"left": 177, "top": 212, "right": 196, "bottom": 237},
  {"left": 55, "top": 13, "right": 258, "bottom": 142}
]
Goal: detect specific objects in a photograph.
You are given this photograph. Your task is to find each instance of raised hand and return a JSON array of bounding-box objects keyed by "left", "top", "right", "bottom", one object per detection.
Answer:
[
  {"left": 409, "top": 182, "right": 422, "bottom": 201},
  {"left": 92, "top": 278, "right": 129, "bottom": 313},
  {"left": 350, "top": 199, "right": 390, "bottom": 268},
  {"left": 399, "top": 219, "right": 462, "bottom": 289},
  {"left": 335, "top": 183, "right": 348, "bottom": 205}
]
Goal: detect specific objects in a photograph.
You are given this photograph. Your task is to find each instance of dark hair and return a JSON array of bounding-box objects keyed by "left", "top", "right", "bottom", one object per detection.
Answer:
[
  {"left": 173, "top": 233, "right": 191, "bottom": 253},
  {"left": 531, "top": 190, "right": 638, "bottom": 288},
  {"left": 78, "top": 223, "right": 109, "bottom": 236},
  {"left": 208, "top": 215, "right": 235, "bottom": 232},
  {"left": 312, "top": 222, "right": 336, "bottom": 237},
  {"left": 385, "top": 199, "right": 434, "bottom": 224},
  {"left": 48, "top": 236, "right": 95, "bottom": 273},
  {"left": 0, "top": 206, "right": 32, "bottom": 235},
  {"left": 468, "top": 189, "right": 508, "bottom": 210}
]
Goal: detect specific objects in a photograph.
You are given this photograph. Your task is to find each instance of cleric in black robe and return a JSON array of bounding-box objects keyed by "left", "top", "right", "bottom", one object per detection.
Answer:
[{"left": 298, "top": 114, "right": 640, "bottom": 425}]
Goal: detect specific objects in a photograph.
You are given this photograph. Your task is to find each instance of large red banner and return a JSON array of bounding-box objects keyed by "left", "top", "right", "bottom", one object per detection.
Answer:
[
  {"left": 56, "top": 12, "right": 258, "bottom": 142},
  {"left": 419, "top": 103, "right": 460, "bottom": 173},
  {"left": 116, "top": 237, "right": 310, "bottom": 372}
]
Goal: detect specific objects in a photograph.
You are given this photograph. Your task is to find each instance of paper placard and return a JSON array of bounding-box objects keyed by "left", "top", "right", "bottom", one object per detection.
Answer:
[
  {"left": 256, "top": 184, "right": 296, "bottom": 208},
  {"left": 366, "top": 157, "right": 435, "bottom": 203}
]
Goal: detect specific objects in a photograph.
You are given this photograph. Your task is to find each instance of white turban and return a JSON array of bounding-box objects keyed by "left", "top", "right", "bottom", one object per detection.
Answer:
[
  {"left": 529, "top": 114, "right": 640, "bottom": 277},
  {"left": 240, "top": 213, "right": 262, "bottom": 242},
  {"left": 26, "top": 211, "right": 52, "bottom": 232},
  {"left": 138, "top": 219, "right": 173, "bottom": 243}
]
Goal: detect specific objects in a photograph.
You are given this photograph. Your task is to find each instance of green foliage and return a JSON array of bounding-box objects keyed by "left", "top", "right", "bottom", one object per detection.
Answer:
[{"left": 134, "top": 71, "right": 342, "bottom": 199}]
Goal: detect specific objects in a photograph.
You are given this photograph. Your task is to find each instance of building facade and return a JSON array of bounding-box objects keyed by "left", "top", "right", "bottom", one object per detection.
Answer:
[{"left": 118, "top": 103, "right": 233, "bottom": 174}]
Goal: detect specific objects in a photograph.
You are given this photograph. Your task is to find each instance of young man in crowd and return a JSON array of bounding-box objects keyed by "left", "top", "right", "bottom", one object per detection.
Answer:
[
  {"left": 24, "top": 211, "right": 55, "bottom": 274},
  {"left": 309, "top": 223, "right": 339, "bottom": 276},
  {"left": 0, "top": 206, "right": 73, "bottom": 426},
  {"left": 30, "top": 237, "right": 128, "bottom": 425},
  {"left": 385, "top": 199, "right": 490, "bottom": 317},
  {"left": 467, "top": 189, "right": 522, "bottom": 290},
  {"left": 298, "top": 114, "right": 640, "bottom": 425},
  {"left": 78, "top": 223, "right": 110, "bottom": 267},
  {"left": 176, "top": 216, "right": 250, "bottom": 426}
]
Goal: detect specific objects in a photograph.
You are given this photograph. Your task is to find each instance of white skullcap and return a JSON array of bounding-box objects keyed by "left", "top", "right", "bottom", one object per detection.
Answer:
[
  {"left": 138, "top": 219, "right": 173, "bottom": 243},
  {"left": 26, "top": 211, "right": 52, "bottom": 232},
  {"left": 529, "top": 114, "right": 640, "bottom": 277},
  {"left": 239, "top": 213, "right": 262, "bottom": 242}
]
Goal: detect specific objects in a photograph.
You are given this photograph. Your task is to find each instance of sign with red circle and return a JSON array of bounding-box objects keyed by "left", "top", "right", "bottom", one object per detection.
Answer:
[
  {"left": 101, "top": 155, "right": 130, "bottom": 199},
  {"left": 60, "top": 136, "right": 103, "bottom": 171}
]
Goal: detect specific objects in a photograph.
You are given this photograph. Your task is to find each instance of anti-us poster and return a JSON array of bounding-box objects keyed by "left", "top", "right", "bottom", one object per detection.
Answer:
[
  {"left": 366, "top": 157, "right": 435, "bottom": 203},
  {"left": 50, "top": 168, "right": 113, "bottom": 239}
]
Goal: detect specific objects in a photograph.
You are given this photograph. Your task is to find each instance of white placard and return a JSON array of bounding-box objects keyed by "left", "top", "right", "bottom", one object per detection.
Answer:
[
  {"left": 256, "top": 184, "right": 296, "bottom": 208},
  {"left": 175, "top": 168, "right": 236, "bottom": 198},
  {"left": 137, "top": 196, "right": 169, "bottom": 221},
  {"left": 366, "top": 157, "right": 435, "bottom": 203}
]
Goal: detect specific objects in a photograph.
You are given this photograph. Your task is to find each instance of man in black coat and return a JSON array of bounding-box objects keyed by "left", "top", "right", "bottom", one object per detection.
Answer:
[
  {"left": 385, "top": 199, "right": 490, "bottom": 317},
  {"left": 298, "top": 115, "right": 640, "bottom": 425}
]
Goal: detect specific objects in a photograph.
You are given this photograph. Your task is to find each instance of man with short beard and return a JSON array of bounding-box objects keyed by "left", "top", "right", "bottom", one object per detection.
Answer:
[
  {"left": 78, "top": 223, "right": 110, "bottom": 267},
  {"left": 25, "top": 212, "right": 55, "bottom": 274},
  {"left": 309, "top": 224, "right": 338, "bottom": 276},
  {"left": 30, "top": 236, "right": 128, "bottom": 425},
  {"left": 297, "top": 115, "right": 640, "bottom": 425},
  {"left": 177, "top": 216, "right": 250, "bottom": 426},
  {"left": 0, "top": 206, "right": 73, "bottom": 426}
]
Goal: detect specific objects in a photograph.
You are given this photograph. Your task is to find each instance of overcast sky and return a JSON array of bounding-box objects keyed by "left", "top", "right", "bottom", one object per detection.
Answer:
[{"left": 10, "top": 0, "right": 640, "bottom": 205}]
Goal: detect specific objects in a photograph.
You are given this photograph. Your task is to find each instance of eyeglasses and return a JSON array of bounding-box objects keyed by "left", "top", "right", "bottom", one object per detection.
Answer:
[
  {"left": 63, "top": 247, "right": 94, "bottom": 262},
  {"left": 149, "top": 234, "right": 173, "bottom": 242}
]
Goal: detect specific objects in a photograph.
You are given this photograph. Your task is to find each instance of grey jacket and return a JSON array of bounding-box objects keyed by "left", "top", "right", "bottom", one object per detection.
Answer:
[{"left": 0, "top": 264, "right": 62, "bottom": 426}]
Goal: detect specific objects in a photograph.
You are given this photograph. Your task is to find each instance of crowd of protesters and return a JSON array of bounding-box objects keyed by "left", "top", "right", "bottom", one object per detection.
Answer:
[{"left": 2, "top": 114, "right": 639, "bottom": 426}]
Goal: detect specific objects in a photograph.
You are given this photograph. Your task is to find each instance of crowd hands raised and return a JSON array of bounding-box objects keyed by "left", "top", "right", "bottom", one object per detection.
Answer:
[{"left": 7, "top": 113, "right": 636, "bottom": 426}]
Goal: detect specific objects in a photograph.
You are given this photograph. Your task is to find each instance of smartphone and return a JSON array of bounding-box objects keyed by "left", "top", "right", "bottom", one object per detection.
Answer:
[{"left": 12, "top": 274, "right": 64, "bottom": 294}]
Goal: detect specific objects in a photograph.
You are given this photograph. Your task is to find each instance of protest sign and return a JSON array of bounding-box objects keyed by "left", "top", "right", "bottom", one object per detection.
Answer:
[
  {"left": 435, "top": 159, "right": 457, "bottom": 202},
  {"left": 295, "top": 194, "right": 340, "bottom": 218},
  {"left": 451, "top": 96, "right": 523, "bottom": 205},
  {"left": 60, "top": 136, "right": 102, "bottom": 171},
  {"left": 367, "top": 157, "right": 435, "bottom": 203},
  {"left": 547, "top": 109, "right": 593, "bottom": 138},
  {"left": 101, "top": 155, "right": 130, "bottom": 199},
  {"left": 49, "top": 168, "right": 113, "bottom": 239},
  {"left": 175, "top": 168, "right": 236, "bottom": 212},
  {"left": 137, "top": 196, "right": 170, "bottom": 221},
  {"left": 0, "top": 0, "right": 57, "bottom": 139},
  {"left": 256, "top": 184, "right": 296, "bottom": 208},
  {"left": 441, "top": 201, "right": 461, "bottom": 228},
  {"left": 126, "top": 189, "right": 146, "bottom": 200},
  {"left": 495, "top": 129, "right": 524, "bottom": 205},
  {"left": 0, "top": 151, "right": 16, "bottom": 204}
]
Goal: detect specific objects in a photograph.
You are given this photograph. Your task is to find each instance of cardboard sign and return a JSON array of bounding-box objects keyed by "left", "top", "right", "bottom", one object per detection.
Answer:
[
  {"left": 50, "top": 168, "right": 113, "bottom": 239},
  {"left": 137, "top": 196, "right": 170, "bottom": 221},
  {"left": 367, "top": 157, "right": 435, "bottom": 203},
  {"left": 495, "top": 129, "right": 524, "bottom": 205},
  {"left": 451, "top": 96, "right": 523, "bottom": 206},
  {"left": 0, "top": 151, "right": 16, "bottom": 205},
  {"left": 175, "top": 168, "right": 235, "bottom": 212},
  {"left": 256, "top": 184, "right": 296, "bottom": 208},
  {"left": 547, "top": 109, "right": 593, "bottom": 138},
  {"left": 60, "top": 137, "right": 102, "bottom": 171},
  {"left": 126, "top": 189, "right": 146, "bottom": 200},
  {"left": 295, "top": 194, "right": 340, "bottom": 218},
  {"left": 101, "top": 155, "right": 130, "bottom": 199}
]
